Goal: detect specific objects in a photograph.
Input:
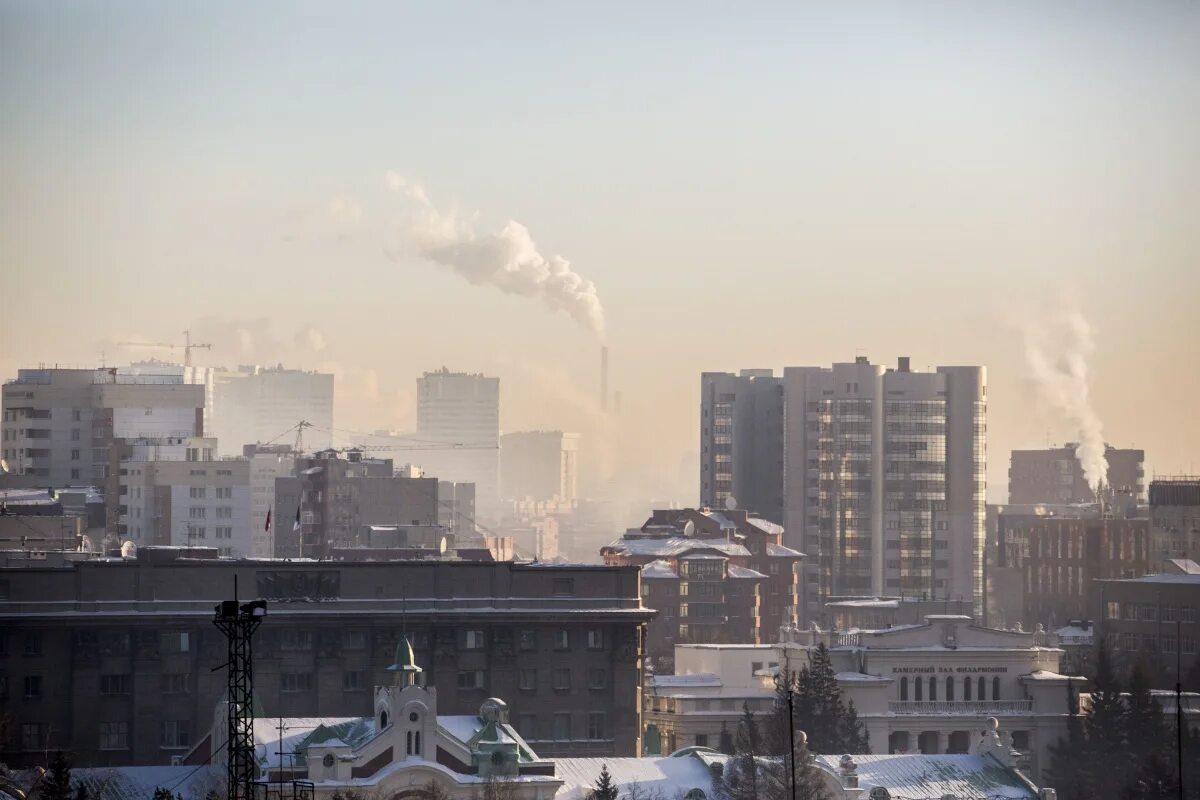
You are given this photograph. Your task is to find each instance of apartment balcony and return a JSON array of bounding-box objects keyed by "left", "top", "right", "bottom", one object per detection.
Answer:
[{"left": 888, "top": 700, "right": 1032, "bottom": 715}]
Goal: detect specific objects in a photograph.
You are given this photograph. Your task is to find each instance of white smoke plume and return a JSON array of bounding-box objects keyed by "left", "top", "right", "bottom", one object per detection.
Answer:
[
  {"left": 385, "top": 173, "right": 605, "bottom": 338},
  {"left": 1024, "top": 312, "right": 1108, "bottom": 494}
]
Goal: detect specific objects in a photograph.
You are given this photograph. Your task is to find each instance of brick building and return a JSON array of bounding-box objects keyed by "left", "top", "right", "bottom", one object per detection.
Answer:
[
  {"left": 1000, "top": 512, "right": 1151, "bottom": 628},
  {"left": 0, "top": 548, "right": 652, "bottom": 767},
  {"left": 601, "top": 508, "right": 801, "bottom": 671}
]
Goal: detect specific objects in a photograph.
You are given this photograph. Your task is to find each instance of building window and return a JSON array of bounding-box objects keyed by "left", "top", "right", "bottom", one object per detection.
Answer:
[
  {"left": 99, "top": 721, "right": 129, "bottom": 750},
  {"left": 215, "top": 527, "right": 232, "bottom": 540},
  {"left": 189, "top": 487, "right": 206, "bottom": 500},
  {"left": 552, "top": 578, "right": 575, "bottom": 597},
  {"left": 553, "top": 713, "right": 571, "bottom": 740},
  {"left": 216, "top": 487, "right": 232, "bottom": 499},
  {"left": 587, "top": 629, "right": 604, "bottom": 649},
  {"left": 457, "top": 670, "right": 484, "bottom": 690},
  {"left": 21, "top": 723, "right": 43, "bottom": 751},
  {"left": 100, "top": 674, "right": 131, "bottom": 695},
  {"left": 963, "top": 676, "right": 972, "bottom": 701},
  {"left": 216, "top": 507, "right": 232, "bottom": 519},
  {"left": 553, "top": 668, "right": 572, "bottom": 690},
  {"left": 518, "top": 629, "right": 537, "bottom": 650},
  {"left": 23, "top": 633, "right": 41, "bottom": 656},
  {"left": 695, "top": 734, "right": 708, "bottom": 747},
  {"left": 344, "top": 671, "right": 364, "bottom": 691},
  {"left": 464, "top": 630, "right": 486, "bottom": 650},
  {"left": 915, "top": 677, "right": 923, "bottom": 701},
  {"left": 280, "top": 630, "right": 312, "bottom": 651},
  {"left": 189, "top": 507, "right": 206, "bottom": 519},
  {"left": 189, "top": 525, "right": 206, "bottom": 540},
  {"left": 343, "top": 629, "right": 366, "bottom": 650},
  {"left": 70, "top": 449, "right": 80, "bottom": 461},
  {"left": 162, "top": 632, "right": 191, "bottom": 653},
  {"left": 519, "top": 669, "right": 537, "bottom": 691},
  {"left": 161, "top": 720, "right": 190, "bottom": 749},
  {"left": 928, "top": 677, "right": 937, "bottom": 701},
  {"left": 587, "top": 712, "right": 605, "bottom": 739},
  {"left": 946, "top": 676, "right": 955, "bottom": 701},
  {"left": 900, "top": 677, "right": 908, "bottom": 701},
  {"left": 588, "top": 669, "right": 607, "bottom": 690},
  {"left": 977, "top": 676, "right": 986, "bottom": 700},
  {"left": 162, "top": 673, "right": 191, "bottom": 694},
  {"left": 71, "top": 469, "right": 81, "bottom": 480},
  {"left": 554, "top": 629, "right": 570, "bottom": 650},
  {"left": 281, "top": 672, "right": 313, "bottom": 693},
  {"left": 23, "top": 675, "right": 42, "bottom": 700},
  {"left": 993, "top": 677, "right": 1001, "bottom": 700}
]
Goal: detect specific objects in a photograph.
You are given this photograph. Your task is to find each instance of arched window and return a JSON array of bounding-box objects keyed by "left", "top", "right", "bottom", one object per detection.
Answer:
[
  {"left": 414, "top": 731, "right": 422, "bottom": 755},
  {"left": 978, "top": 677, "right": 986, "bottom": 701},
  {"left": 993, "top": 677, "right": 1001, "bottom": 700},
  {"left": 964, "top": 677, "right": 972, "bottom": 701},
  {"left": 915, "top": 677, "right": 923, "bottom": 701},
  {"left": 406, "top": 731, "right": 414, "bottom": 755},
  {"left": 928, "top": 677, "right": 937, "bottom": 701},
  {"left": 900, "top": 677, "right": 908, "bottom": 701},
  {"left": 380, "top": 710, "right": 389, "bottom": 729},
  {"left": 946, "top": 676, "right": 954, "bottom": 701}
]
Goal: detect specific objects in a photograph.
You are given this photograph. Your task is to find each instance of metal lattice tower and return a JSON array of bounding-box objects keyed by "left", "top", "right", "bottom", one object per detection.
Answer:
[{"left": 212, "top": 580, "right": 266, "bottom": 800}]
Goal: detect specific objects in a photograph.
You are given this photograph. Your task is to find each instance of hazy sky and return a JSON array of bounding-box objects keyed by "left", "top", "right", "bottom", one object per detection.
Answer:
[{"left": 2, "top": 1, "right": 1198, "bottom": 503}]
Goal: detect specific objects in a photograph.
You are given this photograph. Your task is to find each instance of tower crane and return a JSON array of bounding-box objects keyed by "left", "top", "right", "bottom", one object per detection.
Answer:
[{"left": 114, "top": 330, "right": 212, "bottom": 367}]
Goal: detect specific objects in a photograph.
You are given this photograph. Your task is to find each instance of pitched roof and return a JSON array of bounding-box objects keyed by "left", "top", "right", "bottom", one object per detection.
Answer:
[
  {"left": 813, "top": 754, "right": 1038, "bottom": 799},
  {"left": 766, "top": 542, "right": 804, "bottom": 557},
  {"left": 604, "top": 536, "right": 751, "bottom": 558},
  {"left": 640, "top": 559, "right": 678, "bottom": 579},
  {"left": 727, "top": 564, "right": 767, "bottom": 579},
  {"left": 553, "top": 756, "right": 714, "bottom": 800}
]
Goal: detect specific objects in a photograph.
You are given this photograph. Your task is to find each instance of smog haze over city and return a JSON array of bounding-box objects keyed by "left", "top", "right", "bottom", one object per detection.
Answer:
[
  {"left": 3, "top": 1, "right": 1198, "bottom": 507},
  {"left": 6, "top": 4, "right": 1200, "bottom": 800}
]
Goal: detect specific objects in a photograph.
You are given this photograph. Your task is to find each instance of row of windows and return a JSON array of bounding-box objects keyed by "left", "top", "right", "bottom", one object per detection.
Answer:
[
  {"left": 1105, "top": 602, "right": 1198, "bottom": 623},
  {"left": 899, "top": 675, "right": 1001, "bottom": 702}
]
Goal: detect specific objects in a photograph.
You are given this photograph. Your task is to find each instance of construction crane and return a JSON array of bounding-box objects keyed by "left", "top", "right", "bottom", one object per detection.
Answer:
[{"left": 114, "top": 330, "right": 212, "bottom": 367}]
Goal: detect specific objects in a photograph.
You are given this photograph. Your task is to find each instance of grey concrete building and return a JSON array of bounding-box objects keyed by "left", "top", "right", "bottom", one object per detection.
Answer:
[
  {"left": 274, "top": 450, "right": 440, "bottom": 558},
  {"left": 1094, "top": 571, "right": 1200, "bottom": 685},
  {"left": 416, "top": 370, "right": 500, "bottom": 521},
  {"left": 438, "top": 480, "right": 477, "bottom": 536},
  {"left": 1150, "top": 477, "right": 1200, "bottom": 566},
  {"left": 698, "top": 370, "right": 784, "bottom": 524},
  {"left": 244, "top": 444, "right": 296, "bottom": 557},
  {"left": 1009, "top": 445, "right": 1145, "bottom": 505},
  {"left": 0, "top": 548, "right": 651, "bottom": 767},
  {"left": 780, "top": 357, "right": 987, "bottom": 623},
  {"left": 500, "top": 431, "right": 580, "bottom": 507},
  {"left": 211, "top": 365, "right": 334, "bottom": 457},
  {"left": 119, "top": 458, "right": 252, "bottom": 557}
]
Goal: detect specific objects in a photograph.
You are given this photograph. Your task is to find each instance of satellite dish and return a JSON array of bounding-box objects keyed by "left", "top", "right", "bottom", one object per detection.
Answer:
[
  {"left": 120, "top": 541, "right": 137, "bottom": 558},
  {"left": 683, "top": 520, "right": 696, "bottom": 537},
  {"left": 0, "top": 458, "right": 9, "bottom": 473},
  {"left": 438, "top": 536, "right": 448, "bottom": 555},
  {"left": 724, "top": 494, "right": 738, "bottom": 511}
]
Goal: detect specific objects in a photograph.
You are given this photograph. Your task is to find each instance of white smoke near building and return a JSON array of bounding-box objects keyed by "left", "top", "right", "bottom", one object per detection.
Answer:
[
  {"left": 385, "top": 173, "right": 605, "bottom": 338},
  {"left": 1024, "top": 312, "right": 1109, "bottom": 494}
]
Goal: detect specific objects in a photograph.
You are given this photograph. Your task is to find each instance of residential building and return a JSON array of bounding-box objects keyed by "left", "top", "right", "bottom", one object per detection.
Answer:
[
  {"left": 1000, "top": 509, "right": 1152, "bottom": 629},
  {"left": 118, "top": 361, "right": 216, "bottom": 436},
  {"left": 1094, "top": 570, "right": 1200, "bottom": 684},
  {"left": 438, "top": 480, "right": 477, "bottom": 536},
  {"left": 500, "top": 431, "right": 580, "bottom": 507},
  {"left": 1150, "top": 477, "right": 1200, "bottom": 566},
  {"left": 415, "top": 369, "right": 500, "bottom": 521},
  {"left": 273, "top": 450, "right": 439, "bottom": 558},
  {"left": 780, "top": 357, "right": 986, "bottom": 622},
  {"left": 0, "top": 548, "right": 651, "bottom": 767},
  {"left": 1, "top": 368, "right": 205, "bottom": 539},
  {"left": 699, "top": 370, "right": 784, "bottom": 523},
  {"left": 1009, "top": 445, "right": 1145, "bottom": 505},
  {"left": 602, "top": 508, "right": 801, "bottom": 671},
  {"left": 244, "top": 443, "right": 295, "bottom": 557},
  {"left": 210, "top": 365, "right": 333, "bottom": 457},
  {"left": 119, "top": 457, "right": 252, "bottom": 557}
]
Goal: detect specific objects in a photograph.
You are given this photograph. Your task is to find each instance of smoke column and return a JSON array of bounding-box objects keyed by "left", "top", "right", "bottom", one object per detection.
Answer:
[
  {"left": 386, "top": 173, "right": 605, "bottom": 338},
  {"left": 1024, "top": 312, "right": 1109, "bottom": 493}
]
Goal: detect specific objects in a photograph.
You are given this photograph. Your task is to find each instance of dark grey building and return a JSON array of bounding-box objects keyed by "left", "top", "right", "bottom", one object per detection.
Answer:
[
  {"left": 1150, "top": 477, "right": 1200, "bottom": 566},
  {"left": 0, "top": 547, "right": 652, "bottom": 767},
  {"left": 274, "top": 450, "right": 440, "bottom": 558},
  {"left": 1093, "top": 571, "right": 1200, "bottom": 686},
  {"left": 1009, "top": 445, "right": 1145, "bottom": 506},
  {"left": 699, "top": 370, "right": 784, "bottom": 524}
]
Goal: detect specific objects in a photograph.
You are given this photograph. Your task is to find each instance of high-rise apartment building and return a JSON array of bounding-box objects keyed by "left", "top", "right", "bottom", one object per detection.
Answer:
[
  {"left": 500, "top": 430, "right": 580, "bottom": 506},
  {"left": 699, "top": 370, "right": 784, "bottom": 523},
  {"left": 701, "top": 357, "right": 986, "bottom": 624},
  {"left": 1, "top": 368, "right": 205, "bottom": 538},
  {"left": 782, "top": 357, "right": 986, "bottom": 621},
  {"left": 415, "top": 369, "right": 500, "bottom": 520},
  {"left": 1009, "top": 445, "right": 1144, "bottom": 505},
  {"left": 210, "top": 365, "right": 334, "bottom": 456}
]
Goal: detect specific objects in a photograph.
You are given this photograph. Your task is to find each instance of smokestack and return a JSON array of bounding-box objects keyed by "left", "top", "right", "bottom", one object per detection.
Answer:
[{"left": 601, "top": 346, "right": 609, "bottom": 412}]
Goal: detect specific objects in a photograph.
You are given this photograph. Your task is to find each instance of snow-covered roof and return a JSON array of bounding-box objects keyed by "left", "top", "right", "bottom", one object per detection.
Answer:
[
  {"left": 826, "top": 598, "right": 900, "bottom": 609},
  {"left": 747, "top": 517, "right": 785, "bottom": 536},
  {"left": 640, "top": 559, "right": 678, "bottom": 579},
  {"left": 1101, "top": 572, "right": 1200, "bottom": 585},
  {"left": 72, "top": 765, "right": 224, "bottom": 800},
  {"left": 835, "top": 671, "right": 891, "bottom": 684},
  {"left": 603, "top": 536, "right": 751, "bottom": 558},
  {"left": 814, "top": 754, "right": 1038, "bottom": 799},
  {"left": 651, "top": 673, "right": 722, "bottom": 688},
  {"left": 253, "top": 716, "right": 374, "bottom": 771},
  {"left": 727, "top": 564, "right": 767, "bottom": 579},
  {"left": 553, "top": 756, "right": 715, "bottom": 800},
  {"left": 1021, "top": 669, "right": 1084, "bottom": 682},
  {"left": 766, "top": 542, "right": 803, "bottom": 557},
  {"left": 1054, "top": 625, "right": 1093, "bottom": 640}
]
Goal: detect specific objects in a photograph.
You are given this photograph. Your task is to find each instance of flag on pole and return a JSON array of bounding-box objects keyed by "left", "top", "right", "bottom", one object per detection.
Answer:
[
  {"left": 264, "top": 509, "right": 272, "bottom": 532},
  {"left": 293, "top": 504, "right": 302, "bottom": 532}
]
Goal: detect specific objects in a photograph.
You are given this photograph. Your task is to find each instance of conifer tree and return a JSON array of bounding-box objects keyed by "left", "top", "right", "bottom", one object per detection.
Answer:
[
  {"left": 1046, "top": 680, "right": 1096, "bottom": 800},
  {"left": 1086, "top": 641, "right": 1131, "bottom": 800},
  {"left": 592, "top": 763, "right": 620, "bottom": 800},
  {"left": 40, "top": 751, "right": 74, "bottom": 800}
]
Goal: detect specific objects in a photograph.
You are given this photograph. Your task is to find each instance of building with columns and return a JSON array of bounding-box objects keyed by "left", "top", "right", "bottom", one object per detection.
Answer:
[{"left": 646, "top": 614, "right": 1082, "bottom": 784}]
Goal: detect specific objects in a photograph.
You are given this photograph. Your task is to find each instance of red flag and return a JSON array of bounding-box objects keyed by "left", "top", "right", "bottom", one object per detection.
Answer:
[{"left": 264, "top": 509, "right": 272, "bottom": 532}]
